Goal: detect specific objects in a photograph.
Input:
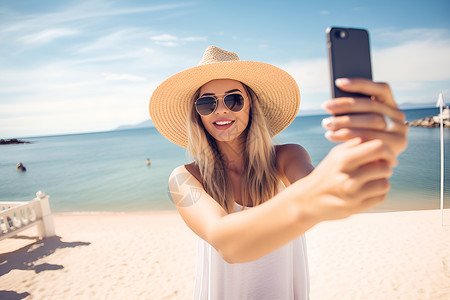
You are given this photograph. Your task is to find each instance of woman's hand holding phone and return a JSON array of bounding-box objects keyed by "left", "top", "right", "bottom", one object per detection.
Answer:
[
  {"left": 321, "top": 78, "right": 408, "bottom": 158},
  {"left": 325, "top": 27, "right": 407, "bottom": 159},
  {"left": 293, "top": 27, "right": 409, "bottom": 222},
  {"left": 294, "top": 78, "right": 408, "bottom": 222}
]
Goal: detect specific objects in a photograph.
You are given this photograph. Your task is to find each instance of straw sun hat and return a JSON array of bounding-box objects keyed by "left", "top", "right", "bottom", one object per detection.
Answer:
[{"left": 149, "top": 46, "right": 300, "bottom": 148}]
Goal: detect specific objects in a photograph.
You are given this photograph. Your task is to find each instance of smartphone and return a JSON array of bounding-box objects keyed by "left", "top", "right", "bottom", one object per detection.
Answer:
[{"left": 326, "top": 27, "right": 372, "bottom": 99}]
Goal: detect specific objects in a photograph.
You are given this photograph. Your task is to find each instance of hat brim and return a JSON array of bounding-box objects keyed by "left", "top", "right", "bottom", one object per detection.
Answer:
[{"left": 149, "top": 60, "right": 300, "bottom": 148}]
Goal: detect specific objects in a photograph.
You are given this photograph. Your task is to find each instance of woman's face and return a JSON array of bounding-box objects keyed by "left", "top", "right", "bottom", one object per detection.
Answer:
[{"left": 198, "top": 79, "right": 251, "bottom": 143}]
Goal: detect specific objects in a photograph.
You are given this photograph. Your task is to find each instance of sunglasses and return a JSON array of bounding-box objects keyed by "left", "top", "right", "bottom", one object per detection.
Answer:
[{"left": 195, "top": 92, "right": 246, "bottom": 116}]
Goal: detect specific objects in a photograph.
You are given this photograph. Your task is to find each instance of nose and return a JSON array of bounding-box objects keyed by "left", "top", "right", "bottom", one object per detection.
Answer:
[{"left": 214, "top": 97, "right": 229, "bottom": 114}]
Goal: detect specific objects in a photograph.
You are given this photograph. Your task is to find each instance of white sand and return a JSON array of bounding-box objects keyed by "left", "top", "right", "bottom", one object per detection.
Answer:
[
  {"left": 1, "top": 212, "right": 197, "bottom": 299},
  {"left": 1, "top": 209, "right": 449, "bottom": 299},
  {"left": 307, "top": 209, "right": 450, "bottom": 299}
]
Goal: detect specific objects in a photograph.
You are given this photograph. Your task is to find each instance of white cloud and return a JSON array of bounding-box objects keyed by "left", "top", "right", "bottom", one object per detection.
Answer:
[
  {"left": 280, "top": 58, "right": 329, "bottom": 110},
  {"left": 0, "top": 65, "right": 91, "bottom": 94},
  {"left": 150, "top": 34, "right": 179, "bottom": 46},
  {"left": 105, "top": 73, "right": 147, "bottom": 82},
  {"left": 154, "top": 41, "right": 179, "bottom": 47},
  {"left": 149, "top": 34, "right": 207, "bottom": 47},
  {"left": 282, "top": 28, "right": 450, "bottom": 92},
  {"left": 89, "top": 3, "right": 195, "bottom": 19},
  {"left": 279, "top": 28, "right": 450, "bottom": 109},
  {"left": 77, "top": 30, "right": 130, "bottom": 53},
  {"left": 282, "top": 59, "right": 329, "bottom": 95},
  {"left": 320, "top": 10, "right": 329, "bottom": 15},
  {"left": 183, "top": 36, "right": 207, "bottom": 42},
  {"left": 0, "top": 80, "right": 157, "bottom": 138},
  {"left": 19, "top": 28, "right": 79, "bottom": 45},
  {"left": 73, "top": 51, "right": 144, "bottom": 64},
  {"left": 372, "top": 34, "right": 450, "bottom": 83},
  {"left": 0, "top": 1, "right": 201, "bottom": 137},
  {"left": 150, "top": 34, "right": 178, "bottom": 41},
  {"left": 1, "top": 2, "right": 195, "bottom": 35},
  {"left": 372, "top": 28, "right": 448, "bottom": 44}
]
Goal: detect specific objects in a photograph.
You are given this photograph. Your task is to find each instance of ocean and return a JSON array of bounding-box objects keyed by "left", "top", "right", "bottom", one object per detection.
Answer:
[{"left": 1, "top": 108, "right": 449, "bottom": 213}]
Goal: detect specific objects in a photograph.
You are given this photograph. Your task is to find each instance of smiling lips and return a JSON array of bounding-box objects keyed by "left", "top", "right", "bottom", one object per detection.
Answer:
[{"left": 213, "top": 119, "right": 235, "bottom": 130}]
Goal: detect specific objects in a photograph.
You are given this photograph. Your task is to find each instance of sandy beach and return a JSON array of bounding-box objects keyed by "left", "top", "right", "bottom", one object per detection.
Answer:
[{"left": 1, "top": 209, "right": 449, "bottom": 299}]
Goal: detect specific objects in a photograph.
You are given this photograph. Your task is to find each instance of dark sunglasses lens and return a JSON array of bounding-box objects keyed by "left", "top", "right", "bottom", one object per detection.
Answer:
[
  {"left": 224, "top": 93, "right": 244, "bottom": 112},
  {"left": 196, "top": 97, "right": 217, "bottom": 115}
]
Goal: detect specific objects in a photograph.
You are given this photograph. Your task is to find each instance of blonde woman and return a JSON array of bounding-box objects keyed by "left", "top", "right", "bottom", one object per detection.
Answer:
[{"left": 149, "top": 46, "right": 407, "bottom": 299}]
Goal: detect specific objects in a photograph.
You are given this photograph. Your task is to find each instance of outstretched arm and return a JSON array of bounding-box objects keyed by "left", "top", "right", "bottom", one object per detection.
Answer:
[{"left": 169, "top": 137, "right": 395, "bottom": 264}]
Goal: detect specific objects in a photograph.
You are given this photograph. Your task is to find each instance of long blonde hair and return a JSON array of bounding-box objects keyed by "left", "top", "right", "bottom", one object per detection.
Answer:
[{"left": 187, "top": 83, "right": 279, "bottom": 213}]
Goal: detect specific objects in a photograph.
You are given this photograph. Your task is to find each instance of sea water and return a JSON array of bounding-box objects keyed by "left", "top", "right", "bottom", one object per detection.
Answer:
[{"left": 0, "top": 108, "right": 448, "bottom": 212}]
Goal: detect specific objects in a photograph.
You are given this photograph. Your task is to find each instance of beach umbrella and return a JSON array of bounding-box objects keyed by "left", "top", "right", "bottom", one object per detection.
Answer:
[{"left": 436, "top": 91, "right": 445, "bottom": 226}]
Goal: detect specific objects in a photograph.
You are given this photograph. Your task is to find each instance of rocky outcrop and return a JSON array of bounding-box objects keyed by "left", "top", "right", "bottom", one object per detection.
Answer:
[
  {"left": 406, "top": 117, "right": 450, "bottom": 128},
  {"left": 0, "top": 139, "right": 31, "bottom": 145}
]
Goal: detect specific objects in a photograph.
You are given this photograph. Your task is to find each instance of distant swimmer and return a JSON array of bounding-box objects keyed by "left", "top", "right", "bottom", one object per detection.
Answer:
[
  {"left": 146, "top": 158, "right": 151, "bottom": 166},
  {"left": 16, "top": 162, "right": 26, "bottom": 171}
]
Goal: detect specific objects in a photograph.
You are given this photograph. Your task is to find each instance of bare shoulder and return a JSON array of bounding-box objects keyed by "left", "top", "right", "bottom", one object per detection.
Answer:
[
  {"left": 275, "top": 144, "right": 312, "bottom": 165},
  {"left": 169, "top": 163, "right": 202, "bottom": 187},
  {"left": 183, "top": 162, "right": 202, "bottom": 185},
  {"left": 275, "top": 144, "right": 314, "bottom": 185}
]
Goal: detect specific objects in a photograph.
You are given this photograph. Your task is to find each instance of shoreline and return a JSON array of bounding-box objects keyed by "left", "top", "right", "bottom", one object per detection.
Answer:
[
  {"left": 53, "top": 210, "right": 179, "bottom": 216},
  {"left": 19, "top": 186, "right": 448, "bottom": 214},
  {"left": 49, "top": 206, "right": 448, "bottom": 215}
]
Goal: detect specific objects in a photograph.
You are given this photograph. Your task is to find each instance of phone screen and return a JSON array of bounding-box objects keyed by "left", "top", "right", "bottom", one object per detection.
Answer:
[{"left": 327, "top": 27, "right": 372, "bottom": 99}]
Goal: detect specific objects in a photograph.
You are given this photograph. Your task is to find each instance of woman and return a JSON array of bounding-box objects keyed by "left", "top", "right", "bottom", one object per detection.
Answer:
[{"left": 149, "top": 46, "right": 407, "bottom": 299}]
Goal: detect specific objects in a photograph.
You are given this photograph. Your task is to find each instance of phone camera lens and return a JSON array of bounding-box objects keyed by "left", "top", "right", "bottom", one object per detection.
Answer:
[{"left": 334, "top": 29, "right": 348, "bottom": 39}]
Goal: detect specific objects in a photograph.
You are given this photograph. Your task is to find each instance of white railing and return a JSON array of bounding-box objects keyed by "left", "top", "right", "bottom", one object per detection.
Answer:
[{"left": 0, "top": 191, "right": 56, "bottom": 241}]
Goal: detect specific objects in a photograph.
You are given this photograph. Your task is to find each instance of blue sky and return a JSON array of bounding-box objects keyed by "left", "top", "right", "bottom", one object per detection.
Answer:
[{"left": 1, "top": 0, "right": 449, "bottom": 138}]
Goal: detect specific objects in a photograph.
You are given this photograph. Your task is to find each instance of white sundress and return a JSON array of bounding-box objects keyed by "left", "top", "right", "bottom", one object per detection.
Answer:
[{"left": 192, "top": 182, "right": 310, "bottom": 300}]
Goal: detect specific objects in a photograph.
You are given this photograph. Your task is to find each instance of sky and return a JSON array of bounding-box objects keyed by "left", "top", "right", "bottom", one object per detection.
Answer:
[{"left": 1, "top": 0, "right": 449, "bottom": 138}]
